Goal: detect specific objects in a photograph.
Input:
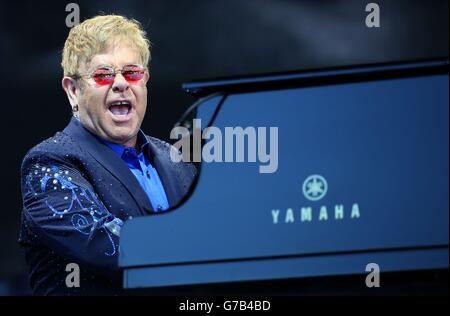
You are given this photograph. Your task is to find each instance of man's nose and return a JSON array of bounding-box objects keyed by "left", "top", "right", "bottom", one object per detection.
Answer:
[{"left": 111, "top": 73, "right": 130, "bottom": 93}]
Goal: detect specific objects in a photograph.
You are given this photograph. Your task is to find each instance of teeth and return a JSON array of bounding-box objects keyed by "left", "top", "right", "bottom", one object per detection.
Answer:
[
  {"left": 110, "top": 101, "right": 130, "bottom": 107},
  {"left": 108, "top": 100, "right": 132, "bottom": 117}
]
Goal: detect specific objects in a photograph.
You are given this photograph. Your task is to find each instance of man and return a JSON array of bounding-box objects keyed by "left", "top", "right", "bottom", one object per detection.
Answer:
[{"left": 19, "top": 15, "right": 196, "bottom": 295}]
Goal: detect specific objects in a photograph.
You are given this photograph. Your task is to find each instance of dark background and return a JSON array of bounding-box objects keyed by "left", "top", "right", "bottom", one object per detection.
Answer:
[{"left": 0, "top": 0, "right": 448, "bottom": 295}]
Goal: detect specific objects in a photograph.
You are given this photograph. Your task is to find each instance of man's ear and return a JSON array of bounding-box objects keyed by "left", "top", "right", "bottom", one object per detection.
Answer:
[{"left": 62, "top": 77, "right": 79, "bottom": 107}]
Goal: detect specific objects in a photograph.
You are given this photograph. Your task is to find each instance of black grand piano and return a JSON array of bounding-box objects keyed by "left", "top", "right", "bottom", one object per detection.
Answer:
[{"left": 119, "top": 59, "right": 449, "bottom": 294}]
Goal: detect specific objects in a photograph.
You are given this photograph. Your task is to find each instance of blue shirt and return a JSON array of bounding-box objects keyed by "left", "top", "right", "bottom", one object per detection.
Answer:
[{"left": 102, "top": 133, "right": 170, "bottom": 212}]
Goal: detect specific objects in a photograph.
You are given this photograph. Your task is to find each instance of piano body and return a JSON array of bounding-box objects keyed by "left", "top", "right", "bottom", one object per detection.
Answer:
[{"left": 119, "top": 59, "right": 449, "bottom": 294}]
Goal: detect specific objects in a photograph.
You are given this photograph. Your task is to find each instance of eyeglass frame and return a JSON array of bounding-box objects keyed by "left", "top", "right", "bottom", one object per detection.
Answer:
[{"left": 71, "top": 63, "right": 148, "bottom": 84}]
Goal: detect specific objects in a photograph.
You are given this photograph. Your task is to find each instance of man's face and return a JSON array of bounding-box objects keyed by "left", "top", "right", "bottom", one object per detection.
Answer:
[{"left": 73, "top": 44, "right": 149, "bottom": 147}]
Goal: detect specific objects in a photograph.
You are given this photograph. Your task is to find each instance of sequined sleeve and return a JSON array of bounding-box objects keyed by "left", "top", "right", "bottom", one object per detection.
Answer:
[{"left": 21, "top": 155, "right": 124, "bottom": 278}]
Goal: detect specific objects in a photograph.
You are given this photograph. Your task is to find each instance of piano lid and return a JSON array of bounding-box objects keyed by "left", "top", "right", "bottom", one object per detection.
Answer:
[{"left": 182, "top": 58, "right": 449, "bottom": 97}]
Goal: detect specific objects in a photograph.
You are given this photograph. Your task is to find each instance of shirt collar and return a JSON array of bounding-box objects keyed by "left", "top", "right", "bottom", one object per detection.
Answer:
[{"left": 99, "top": 130, "right": 149, "bottom": 159}]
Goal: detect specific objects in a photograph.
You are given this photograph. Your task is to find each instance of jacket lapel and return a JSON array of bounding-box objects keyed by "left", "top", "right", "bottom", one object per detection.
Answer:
[
  {"left": 145, "top": 137, "right": 181, "bottom": 207},
  {"left": 63, "top": 118, "right": 154, "bottom": 214}
]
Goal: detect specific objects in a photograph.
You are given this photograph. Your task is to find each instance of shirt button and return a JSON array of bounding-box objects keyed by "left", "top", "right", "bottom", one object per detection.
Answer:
[
  {"left": 157, "top": 205, "right": 163, "bottom": 211},
  {"left": 146, "top": 170, "right": 151, "bottom": 178}
]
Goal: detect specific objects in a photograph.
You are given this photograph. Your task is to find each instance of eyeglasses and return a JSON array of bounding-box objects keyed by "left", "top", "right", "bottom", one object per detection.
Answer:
[{"left": 73, "top": 64, "right": 146, "bottom": 86}]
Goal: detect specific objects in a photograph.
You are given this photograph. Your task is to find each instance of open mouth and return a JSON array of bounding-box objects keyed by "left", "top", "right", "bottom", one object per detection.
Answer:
[{"left": 108, "top": 100, "right": 133, "bottom": 121}]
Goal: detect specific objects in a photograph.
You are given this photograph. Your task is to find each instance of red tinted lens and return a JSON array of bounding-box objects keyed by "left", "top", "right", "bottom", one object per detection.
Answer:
[
  {"left": 92, "top": 69, "right": 115, "bottom": 85},
  {"left": 122, "top": 66, "right": 145, "bottom": 82}
]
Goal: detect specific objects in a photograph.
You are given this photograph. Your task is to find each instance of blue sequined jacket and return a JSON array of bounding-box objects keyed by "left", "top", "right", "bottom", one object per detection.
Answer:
[{"left": 19, "top": 118, "right": 197, "bottom": 295}]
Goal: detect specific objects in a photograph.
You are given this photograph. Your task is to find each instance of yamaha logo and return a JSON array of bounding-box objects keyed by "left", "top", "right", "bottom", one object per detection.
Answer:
[
  {"left": 303, "top": 175, "right": 327, "bottom": 201},
  {"left": 270, "top": 174, "right": 361, "bottom": 224}
]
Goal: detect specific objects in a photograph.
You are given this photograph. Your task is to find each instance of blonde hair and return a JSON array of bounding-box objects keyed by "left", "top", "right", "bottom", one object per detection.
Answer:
[{"left": 61, "top": 15, "right": 151, "bottom": 77}]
